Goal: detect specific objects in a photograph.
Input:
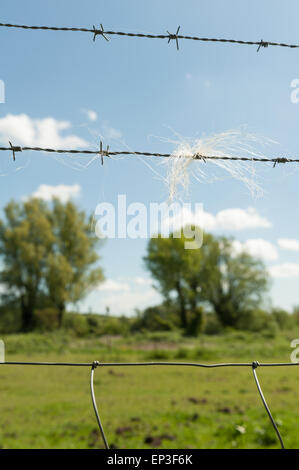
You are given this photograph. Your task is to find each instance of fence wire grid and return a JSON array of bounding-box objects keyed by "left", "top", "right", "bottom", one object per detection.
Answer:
[
  {"left": 0, "top": 22, "right": 299, "bottom": 52},
  {"left": 1, "top": 359, "right": 299, "bottom": 449},
  {"left": 0, "top": 143, "right": 298, "bottom": 168}
]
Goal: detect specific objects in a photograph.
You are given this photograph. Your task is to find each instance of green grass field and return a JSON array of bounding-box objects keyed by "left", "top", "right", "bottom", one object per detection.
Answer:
[{"left": 1, "top": 330, "right": 299, "bottom": 449}]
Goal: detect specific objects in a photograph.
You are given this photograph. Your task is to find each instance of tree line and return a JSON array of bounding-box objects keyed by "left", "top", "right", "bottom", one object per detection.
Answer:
[{"left": 0, "top": 198, "right": 277, "bottom": 335}]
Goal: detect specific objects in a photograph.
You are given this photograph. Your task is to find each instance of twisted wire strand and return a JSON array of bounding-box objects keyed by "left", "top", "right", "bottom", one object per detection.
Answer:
[
  {"left": 2, "top": 360, "right": 299, "bottom": 367},
  {"left": 0, "top": 22, "right": 299, "bottom": 50},
  {"left": 0, "top": 145, "right": 298, "bottom": 165},
  {"left": 1, "top": 360, "right": 298, "bottom": 449}
]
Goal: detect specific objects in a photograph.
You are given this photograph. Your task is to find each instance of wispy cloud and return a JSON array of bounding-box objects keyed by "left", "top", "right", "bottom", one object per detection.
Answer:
[
  {"left": 232, "top": 239, "right": 279, "bottom": 261},
  {"left": 278, "top": 239, "right": 299, "bottom": 251},
  {"left": 81, "top": 109, "right": 98, "bottom": 122},
  {"left": 28, "top": 184, "right": 81, "bottom": 203},
  {"left": 162, "top": 206, "right": 271, "bottom": 233},
  {"left": 269, "top": 263, "right": 299, "bottom": 279},
  {"left": 97, "top": 279, "right": 130, "bottom": 292},
  {"left": 102, "top": 124, "right": 122, "bottom": 140},
  {"left": 92, "top": 277, "right": 160, "bottom": 315},
  {"left": 0, "top": 114, "right": 88, "bottom": 148}
]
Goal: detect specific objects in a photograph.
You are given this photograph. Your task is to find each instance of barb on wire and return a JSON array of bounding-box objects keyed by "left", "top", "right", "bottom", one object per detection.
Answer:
[
  {"left": 8, "top": 141, "right": 22, "bottom": 161},
  {"left": 167, "top": 26, "right": 180, "bottom": 50},
  {"left": 0, "top": 143, "right": 298, "bottom": 166},
  {"left": 1, "top": 22, "right": 299, "bottom": 51},
  {"left": 90, "top": 361, "right": 109, "bottom": 449},
  {"left": 257, "top": 39, "right": 269, "bottom": 52},
  {"left": 273, "top": 157, "right": 289, "bottom": 168},
  {"left": 93, "top": 24, "right": 109, "bottom": 42},
  {"left": 252, "top": 361, "right": 285, "bottom": 449},
  {"left": 99, "top": 140, "right": 110, "bottom": 165}
]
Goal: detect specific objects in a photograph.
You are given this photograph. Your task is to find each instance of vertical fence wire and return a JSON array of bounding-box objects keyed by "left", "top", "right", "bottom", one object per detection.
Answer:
[
  {"left": 90, "top": 362, "right": 109, "bottom": 449},
  {"left": 252, "top": 362, "right": 285, "bottom": 449}
]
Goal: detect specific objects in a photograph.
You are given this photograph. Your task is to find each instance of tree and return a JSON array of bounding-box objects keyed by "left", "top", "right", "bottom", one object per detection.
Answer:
[
  {"left": 204, "top": 237, "right": 269, "bottom": 327},
  {"left": 144, "top": 228, "right": 269, "bottom": 331},
  {"left": 144, "top": 229, "right": 207, "bottom": 332},
  {"left": 45, "top": 199, "right": 104, "bottom": 326},
  {"left": 0, "top": 198, "right": 104, "bottom": 331},
  {"left": 0, "top": 199, "right": 54, "bottom": 331},
  {"left": 144, "top": 232, "right": 191, "bottom": 330}
]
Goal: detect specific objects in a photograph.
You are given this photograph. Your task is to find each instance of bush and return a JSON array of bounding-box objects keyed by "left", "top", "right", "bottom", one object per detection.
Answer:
[
  {"left": 204, "top": 314, "right": 223, "bottom": 335},
  {"left": 34, "top": 308, "right": 59, "bottom": 331},
  {"left": 63, "top": 313, "right": 89, "bottom": 337},
  {"left": 236, "top": 309, "right": 271, "bottom": 332},
  {"left": 132, "top": 304, "right": 177, "bottom": 332},
  {"left": 185, "top": 307, "right": 205, "bottom": 337},
  {"left": 0, "top": 305, "right": 21, "bottom": 333},
  {"left": 272, "top": 308, "right": 292, "bottom": 330}
]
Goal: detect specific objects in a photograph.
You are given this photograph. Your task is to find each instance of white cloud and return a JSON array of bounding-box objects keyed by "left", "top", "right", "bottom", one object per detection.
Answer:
[
  {"left": 82, "top": 109, "right": 98, "bottom": 122},
  {"left": 162, "top": 206, "right": 271, "bottom": 234},
  {"left": 269, "top": 263, "right": 299, "bottom": 279},
  {"left": 215, "top": 208, "right": 271, "bottom": 230},
  {"left": 101, "top": 289, "right": 159, "bottom": 315},
  {"left": 89, "top": 276, "right": 160, "bottom": 315},
  {"left": 134, "top": 277, "right": 152, "bottom": 286},
  {"left": 29, "top": 184, "right": 81, "bottom": 203},
  {"left": 97, "top": 279, "right": 130, "bottom": 292},
  {"left": 232, "top": 239, "right": 279, "bottom": 261},
  {"left": 278, "top": 239, "right": 299, "bottom": 251},
  {"left": 102, "top": 125, "right": 122, "bottom": 140},
  {"left": 0, "top": 114, "right": 88, "bottom": 148}
]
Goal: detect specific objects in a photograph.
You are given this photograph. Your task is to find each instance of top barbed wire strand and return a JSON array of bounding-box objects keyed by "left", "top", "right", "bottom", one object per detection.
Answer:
[{"left": 0, "top": 22, "right": 299, "bottom": 50}]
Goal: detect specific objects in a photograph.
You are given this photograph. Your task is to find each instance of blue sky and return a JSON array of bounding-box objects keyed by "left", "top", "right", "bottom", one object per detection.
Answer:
[{"left": 1, "top": 0, "right": 299, "bottom": 314}]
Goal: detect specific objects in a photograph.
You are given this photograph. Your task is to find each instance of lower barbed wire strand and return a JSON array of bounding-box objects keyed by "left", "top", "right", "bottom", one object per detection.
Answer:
[
  {"left": 252, "top": 365, "right": 285, "bottom": 449},
  {"left": 1, "top": 145, "right": 299, "bottom": 164},
  {"left": 90, "top": 364, "right": 109, "bottom": 449}
]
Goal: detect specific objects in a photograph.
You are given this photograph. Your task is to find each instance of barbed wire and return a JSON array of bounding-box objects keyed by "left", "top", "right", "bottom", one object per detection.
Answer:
[
  {"left": 0, "top": 142, "right": 298, "bottom": 168},
  {"left": 0, "top": 22, "right": 298, "bottom": 52},
  {"left": 1, "top": 359, "right": 297, "bottom": 449}
]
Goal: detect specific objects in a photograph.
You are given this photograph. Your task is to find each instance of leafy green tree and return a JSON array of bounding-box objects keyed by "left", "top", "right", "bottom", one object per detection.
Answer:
[
  {"left": 144, "top": 230, "right": 208, "bottom": 332},
  {"left": 0, "top": 198, "right": 104, "bottom": 331},
  {"left": 206, "top": 237, "right": 269, "bottom": 327},
  {"left": 45, "top": 199, "right": 104, "bottom": 326},
  {"left": 0, "top": 199, "right": 54, "bottom": 331},
  {"left": 144, "top": 232, "right": 191, "bottom": 330},
  {"left": 144, "top": 228, "right": 269, "bottom": 331}
]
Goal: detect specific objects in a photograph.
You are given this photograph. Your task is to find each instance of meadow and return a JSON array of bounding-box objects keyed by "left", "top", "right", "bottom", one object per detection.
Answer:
[{"left": 0, "top": 329, "right": 299, "bottom": 449}]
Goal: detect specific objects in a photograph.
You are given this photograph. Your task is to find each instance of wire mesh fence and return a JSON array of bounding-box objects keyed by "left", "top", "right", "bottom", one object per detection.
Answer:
[
  {"left": 1, "top": 359, "right": 298, "bottom": 449},
  {"left": 0, "top": 14, "right": 297, "bottom": 451}
]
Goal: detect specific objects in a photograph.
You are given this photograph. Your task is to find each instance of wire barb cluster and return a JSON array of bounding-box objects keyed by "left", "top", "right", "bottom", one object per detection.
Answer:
[
  {"left": 1, "top": 359, "right": 297, "bottom": 449},
  {"left": 1, "top": 22, "right": 299, "bottom": 51},
  {"left": 1, "top": 142, "right": 299, "bottom": 167}
]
